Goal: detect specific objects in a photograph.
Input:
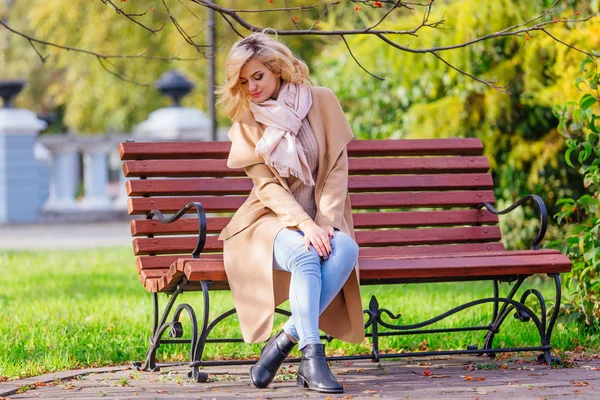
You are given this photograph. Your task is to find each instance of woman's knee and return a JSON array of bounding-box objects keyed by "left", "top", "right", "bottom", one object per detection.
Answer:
[{"left": 333, "top": 231, "right": 359, "bottom": 262}]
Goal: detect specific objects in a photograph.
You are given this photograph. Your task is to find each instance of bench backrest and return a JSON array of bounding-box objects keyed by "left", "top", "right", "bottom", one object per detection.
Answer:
[{"left": 120, "top": 138, "right": 502, "bottom": 292}]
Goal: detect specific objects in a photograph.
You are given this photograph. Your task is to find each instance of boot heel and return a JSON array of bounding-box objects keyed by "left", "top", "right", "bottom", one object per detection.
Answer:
[{"left": 297, "top": 375, "right": 309, "bottom": 388}]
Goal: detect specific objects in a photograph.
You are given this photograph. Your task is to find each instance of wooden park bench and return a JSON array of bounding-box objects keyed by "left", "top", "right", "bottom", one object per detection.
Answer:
[{"left": 119, "top": 138, "right": 572, "bottom": 382}]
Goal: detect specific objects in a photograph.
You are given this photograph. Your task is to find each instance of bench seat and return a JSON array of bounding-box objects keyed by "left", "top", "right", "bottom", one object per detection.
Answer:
[{"left": 143, "top": 250, "right": 570, "bottom": 293}]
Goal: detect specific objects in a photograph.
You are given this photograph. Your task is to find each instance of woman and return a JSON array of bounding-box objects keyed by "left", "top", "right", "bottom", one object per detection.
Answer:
[{"left": 217, "top": 32, "right": 364, "bottom": 394}]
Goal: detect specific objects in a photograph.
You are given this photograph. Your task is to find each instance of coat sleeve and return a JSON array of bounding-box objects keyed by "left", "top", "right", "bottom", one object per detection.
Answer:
[
  {"left": 244, "top": 164, "right": 312, "bottom": 228},
  {"left": 315, "top": 147, "right": 349, "bottom": 230}
]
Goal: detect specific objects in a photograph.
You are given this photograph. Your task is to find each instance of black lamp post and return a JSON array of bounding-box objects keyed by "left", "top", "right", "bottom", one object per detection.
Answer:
[
  {"left": 0, "top": 80, "right": 25, "bottom": 108},
  {"left": 154, "top": 70, "right": 195, "bottom": 107}
]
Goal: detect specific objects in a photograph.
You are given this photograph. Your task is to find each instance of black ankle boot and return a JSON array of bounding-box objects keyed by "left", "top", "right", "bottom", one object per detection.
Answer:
[
  {"left": 297, "top": 343, "right": 343, "bottom": 393},
  {"left": 249, "top": 330, "right": 296, "bottom": 388}
]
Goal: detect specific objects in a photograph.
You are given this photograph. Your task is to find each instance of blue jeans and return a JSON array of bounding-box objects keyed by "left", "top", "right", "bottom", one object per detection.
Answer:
[{"left": 273, "top": 228, "right": 359, "bottom": 350}]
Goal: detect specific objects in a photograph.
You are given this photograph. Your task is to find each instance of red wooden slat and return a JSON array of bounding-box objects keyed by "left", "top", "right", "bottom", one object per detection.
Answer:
[
  {"left": 130, "top": 209, "right": 499, "bottom": 236},
  {"left": 133, "top": 235, "right": 222, "bottom": 255},
  {"left": 119, "top": 138, "right": 484, "bottom": 161},
  {"left": 128, "top": 191, "right": 496, "bottom": 214},
  {"left": 128, "top": 196, "right": 245, "bottom": 214},
  {"left": 123, "top": 157, "right": 490, "bottom": 178},
  {"left": 359, "top": 243, "right": 505, "bottom": 256},
  {"left": 355, "top": 227, "right": 501, "bottom": 247},
  {"left": 132, "top": 226, "right": 501, "bottom": 255},
  {"left": 119, "top": 141, "right": 232, "bottom": 160},
  {"left": 345, "top": 138, "right": 483, "bottom": 157},
  {"left": 136, "top": 254, "right": 222, "bottom": 272},
  {"left": 123, "top": 159, "right": 243, "bottom": 178},
  {"left": 127, "top": 178, "right": 253, "bottom": 196},
  {"left": 137, "top": 255, "right": 180, "bottom": 272},
  {"left": 350, "top": 191, "right": 495, "bottom": 209},
  {"left": 127, "top": 174, "right": 494, "bottom": 196},
  {"left": 357, "top": 254, "right": 572, "bottom": 281},
  {"left": 139, "top": 270, "right": 165, "bottom": 292},
  {"left": 131, "top": 217, "right": 230, "bottom": 236},
  {"left": 352, "top": 210, "right": 498, "bottom": 228},
  {"left": 176, "top": 251, "right": 569, "bottom": 286},
  {"left": 135, "top": 242, "right": 507, "bottom": 272}
]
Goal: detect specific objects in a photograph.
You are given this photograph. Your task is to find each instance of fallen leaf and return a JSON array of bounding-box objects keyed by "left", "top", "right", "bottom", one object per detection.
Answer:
[
  {"left": 474, "top": 377, "right": 486, "bottom": 381},
  {"left": 423, "top": 367, "right": 431, "bottom": 377},
  {"left": 572, "top": 381, "right": 588, "bottom": 387},
  {"left": 464, "top": 374, "right": 473, "bottom": 381}
]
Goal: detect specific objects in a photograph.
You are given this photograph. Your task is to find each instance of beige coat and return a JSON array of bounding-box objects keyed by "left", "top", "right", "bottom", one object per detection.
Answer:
[{"left": 218, "top": 86, "right": 365, "bottom": 344}]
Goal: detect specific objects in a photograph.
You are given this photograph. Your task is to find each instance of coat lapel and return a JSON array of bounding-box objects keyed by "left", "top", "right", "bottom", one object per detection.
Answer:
[{"left": 307, "top": 97, "right": 327, "bottom": 199}]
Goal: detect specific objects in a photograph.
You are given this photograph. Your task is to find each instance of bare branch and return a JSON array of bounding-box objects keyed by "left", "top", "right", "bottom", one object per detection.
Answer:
[
  {"left": 431, "top": 51, "right": 508, "bottom": 93},
  {"left": 309, "top": 2, "right": 339, "bottom": 31},
  {"left": 375, "top": 15, "right": 596, "bottom": 54},
  {"left": 231, "top": 3, "right": 324, "bottom": 13},
  {"left": 0, "top": 20, "right": 200, "bottom": 61},
  {"left": 218, "top": 11, "right": 245, "bottom": 39},
  {"left": 541, "top": 28, "right": 597, "bottom": 58},
  {"left": 342, "top": 35, "right": 384, "bottom": 81},
  {"left": 99, "top": 0, "right": 165, "bottom": 34},
  {"left": 365, "top": 0, "right": 402, "bottom": 32},
  {"left": 96, "top": 56, "right": 151, "bottom": 86},
  {"left": 190, "top": 0, "right": 440, "bottom": 36},
  {"left": 285, "top": 0, "right": 301, "bottom": 30},
  {"left": 177, "top": 0, "right": 202, "bottom": 21},
  {"left": 26, "top": 38, "right": 50, "bottom": 63},
  {"left": 161, "top": 0, "right": 210, "bottom": 53}
]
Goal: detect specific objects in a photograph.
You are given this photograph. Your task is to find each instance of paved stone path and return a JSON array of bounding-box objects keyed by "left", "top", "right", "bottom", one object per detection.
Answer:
[
  {"left": 2, "top": 354, "right": 599, "bottom": 399},
  {"left": 0, "top": 221, "right": 131, "bottom": 250}
]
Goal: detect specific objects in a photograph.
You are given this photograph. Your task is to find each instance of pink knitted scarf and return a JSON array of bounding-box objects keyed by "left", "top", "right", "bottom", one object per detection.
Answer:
[{"left": 249, "top": 81, "right": 315, "bottom": 186}]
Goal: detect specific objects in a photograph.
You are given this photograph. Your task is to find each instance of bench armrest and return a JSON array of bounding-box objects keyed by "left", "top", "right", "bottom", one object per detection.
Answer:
[
  {"left": 148, "top": 202, "right": 207, "bottom": 259},
  {"left": 478, "top": 194, "right": 548, "bottom": 250}
]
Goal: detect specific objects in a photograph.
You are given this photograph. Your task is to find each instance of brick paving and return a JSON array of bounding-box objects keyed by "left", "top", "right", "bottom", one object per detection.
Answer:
[{"left": 2, "top": 354, "right": 600, "bottom": 399}]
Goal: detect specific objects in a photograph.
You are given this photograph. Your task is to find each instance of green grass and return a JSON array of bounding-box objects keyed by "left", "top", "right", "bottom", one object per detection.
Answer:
[{"left": 0, "top": 248, "right": 596, "bottom": 380}]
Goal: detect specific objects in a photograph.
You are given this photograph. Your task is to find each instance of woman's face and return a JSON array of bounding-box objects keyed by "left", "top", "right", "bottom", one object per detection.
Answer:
[{"left": 239, "top": 58, "right": 281, "bottom": 103}]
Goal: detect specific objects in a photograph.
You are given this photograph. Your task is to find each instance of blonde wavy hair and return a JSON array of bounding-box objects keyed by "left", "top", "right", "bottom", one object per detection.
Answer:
[{"left": 217, "top": 32, "right": 311, "bottom": 121}]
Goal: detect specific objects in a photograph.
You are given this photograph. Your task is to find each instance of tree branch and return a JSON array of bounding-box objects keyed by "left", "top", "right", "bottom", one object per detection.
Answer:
[
  {"left": 0, "top": 20, "right": 200, "bottom": 61},
  {"left": 96, "top": 56, "right": 151, "bottom": 86},
  {"left": 342, "top": 35, "right": 384, "bottom": 81},
  {"left": 99, "top": 0, "right": 165, "bottom": 34},
  {"left": 375, "top": 15, "right": 596, "bottom": 54},
  {"left": 431, "top": 51, "right": 508, "bottom": 93},
  {"left": 541, "top": 28, "right": 597, "bottom": 58},
  {"left": 160, "top": 0, "right": 211, "bottom": 54}
]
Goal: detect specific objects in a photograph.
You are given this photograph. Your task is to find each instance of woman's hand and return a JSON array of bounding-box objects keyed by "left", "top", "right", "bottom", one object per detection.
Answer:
[{"left": 297, "top": 220, "right": 335, "bottom": 257}]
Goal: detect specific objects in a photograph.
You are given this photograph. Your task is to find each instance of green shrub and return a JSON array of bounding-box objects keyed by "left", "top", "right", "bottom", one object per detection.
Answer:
[{"left": 550, "top": 56, "right": 600, "bottom": 330}]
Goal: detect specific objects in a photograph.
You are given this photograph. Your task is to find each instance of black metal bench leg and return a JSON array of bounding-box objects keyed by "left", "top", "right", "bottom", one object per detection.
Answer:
[
  {"left": 368, "top": 296, "right": 381, "bottom": 362},
  {"left": 138, "top": 283, "right": 202, "bottom": 374},
  {"left": 483, "top": 277, "right": 526, "bottom": 357},
  {"left": 189, "top": 281, "right": 210, "bottom": 383},
  {"left": 139, "top": 286, "right": 184, "bottom": 372},
  {"left": 537, "top": 273, "right": 562, "bottom": 365}
]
